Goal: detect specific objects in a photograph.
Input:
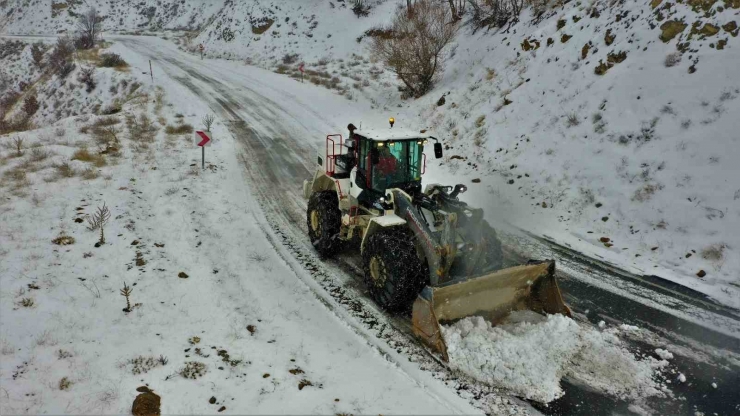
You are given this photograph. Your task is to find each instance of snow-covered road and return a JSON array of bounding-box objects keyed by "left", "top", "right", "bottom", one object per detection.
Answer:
[{"left": 109, "top": 35, "right": 740, "bottom": 415}]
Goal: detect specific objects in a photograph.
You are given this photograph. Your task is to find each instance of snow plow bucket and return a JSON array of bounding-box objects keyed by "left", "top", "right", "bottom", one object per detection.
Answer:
[{"left": 411, "top": 260, "right": 571, "bottom": 361}]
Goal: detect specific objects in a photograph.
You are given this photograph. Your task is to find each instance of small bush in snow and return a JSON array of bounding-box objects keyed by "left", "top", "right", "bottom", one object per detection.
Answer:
[
  {"left": 30, "top": 147, "right": 50, "bottom": 162},
  {"left": 58, "top": 377, "right": 72, "bottom": 391},
  {"left": 57, "top": 349, "right": 73, "bottom": 359},
  {"left": 49, "top": 37, "right": 75, "bottom": 77},
  {"left": 55, "top": 162, "right": 77, "bottom": 178},
  {"left": 282, "top": 53, "right": 299, "bottom": 65},
  {"left": 22, "top": 95, "right": 39, "bottom": 117},
  {"left": 78, "top": 66, "right": 96, "bottom": 93},
  {"left": 371, "top": 0, "right": 458, "bottom": 97},
  {"left": 632, "top": 183, "right": 663, "bottom": 202},
  {"left": 566, "top": 113, "right": 580, "bottom": 127},
  {"left": 125, "top": 355, "right": 161, "bottom": 375},
  {"left": 12, "top": 136, "right": 24, "bottom": 156},
  {"left": 701, "top": 244, "right": 726, "bottom": 261},
  {"left": 351, "top": 0, "right": 370, "bottom": 17},
  {"left": 664, "top": 52, "right": 681, "bottom": 68},
  {"left": 87, "top": 202, "right": 111, "bottom": 245},
  {"left": 20, "top": 297, "right": 34, "bottom": 308},
  {"left": 31, "top": 42, "right": 46, "bottom": 68},
  {"left": 99, "top": 53, "right": 127, "bottom": 68},
  {"left": 180, "top": 361, "right": 207, "bottom": 379}
]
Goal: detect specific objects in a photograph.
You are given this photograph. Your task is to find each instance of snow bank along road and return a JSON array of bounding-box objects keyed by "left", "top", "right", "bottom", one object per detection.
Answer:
[{"left": 114, "top": 36, "right": 740, "bottom": 415}]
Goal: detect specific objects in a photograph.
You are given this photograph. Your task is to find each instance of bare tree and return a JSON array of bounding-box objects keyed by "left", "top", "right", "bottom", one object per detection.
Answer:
[
  {"left": 202, "top": 114, "right": 214, "bottom": 131},
  {"left": 76, "top": 8, "right": 103, "bottom": 49},
  {"left": 447, "top": 0, "right": 466, "bottom": 20},
  {"left": 371, "top": 0, "right": 458, "bottom": 97}
]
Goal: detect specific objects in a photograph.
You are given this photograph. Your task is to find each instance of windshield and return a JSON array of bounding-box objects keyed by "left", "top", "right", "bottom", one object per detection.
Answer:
[{"left": 371, "top": 140, "right": 423, "bottom": 191}]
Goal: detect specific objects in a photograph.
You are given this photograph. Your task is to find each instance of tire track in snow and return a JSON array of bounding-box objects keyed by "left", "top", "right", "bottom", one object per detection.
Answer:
[{"left": 116, "top": 37, "right": 536, "bottom": 415}]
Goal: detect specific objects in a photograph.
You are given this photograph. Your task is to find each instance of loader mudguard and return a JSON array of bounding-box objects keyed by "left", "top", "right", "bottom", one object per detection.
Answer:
[
  {"left": 306, "top": 171, "right": 338, "bottom": 199},
  {"left": 360, "top": 215, "right": 407, "bottom": 253},
  {"left": 388, "top": 189, "right": 457, "bottom": 286}
]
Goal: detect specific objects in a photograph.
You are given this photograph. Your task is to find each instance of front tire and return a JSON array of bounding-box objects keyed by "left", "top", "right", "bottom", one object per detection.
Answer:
[
  {"left": 307, "top": 191, "right": 342, "bottom": 258},
  {"left": 362, "top": 228, "right": 426, "bottom": 312}
]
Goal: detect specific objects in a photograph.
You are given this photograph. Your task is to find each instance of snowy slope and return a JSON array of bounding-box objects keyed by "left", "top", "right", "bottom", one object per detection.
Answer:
[
  {"left": 0, "top": 0, "right": 224, "bottom": 34},
  {"left": 0, "top": 38, "right": 489, "bottom": 415},
  {"left": 143, "top": 0, "right": 740, "bottom": 309},
  {"left": 414, "top": 0, "right": 740, "bottom": 308}
]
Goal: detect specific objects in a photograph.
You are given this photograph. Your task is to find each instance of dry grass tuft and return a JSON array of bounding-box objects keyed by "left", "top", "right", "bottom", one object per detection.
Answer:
[
  {"left": 165, "top": 124, "right": 193, "bottom": 135},
  {"left": 72, "top": 148, "right": 107, "bottom": 167},
  {"left": 55, "top": 162, "right": 77, "bottom": 178},
  {"left": 58, "top": 376, "right": 73, "bottom": 390}
]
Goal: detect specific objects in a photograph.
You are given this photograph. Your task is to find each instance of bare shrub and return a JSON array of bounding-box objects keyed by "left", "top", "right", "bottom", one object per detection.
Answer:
[
  {"left": 81, "top": 167, "right": 99, "bottom": 180},
  {"left": 371, "top": 0, "right": 458, "bottom": 97},
  {"left": 59, "top": 377, "right": 73, "bottom": 390},
  {"left": 87, "top": 202, "right": 111, "bottom": 245},
  {"left": 31, "top": 42, "right": 46, "bottom": 68},
  {"left": 351, "top": 0, "right": 371, "bottom": 17},
  {"left": 77, "top": 66, "right": 96, "bottom": 92},
  {"left": 282, "top": 53, "right": 299, "bottom": 65},
  {"left": 30, "top": 147, "right": 50, "bottom": 162},
  {"left": 49, "top": 37, "right": 75, "bottom": 77},
  {"left": 126, "top": 113, "right": 158, "bottom": 140},
  {"left": 124, "top": 356, "right": 161, "bottom": 375},
  {"left": 701, "top": 244, "right": 726, "bottom": 261},
  {"left": 99, "top": 53, "right": 127, "bottom": 68},
  {"left": 57, "top": 349, "right": 73, "bottom": 360},
  {"left": 23, "top": 95, "right": 39, "bottom": 117},
  {"left": 12, "top": 136, "right": 24, "bottom": 156},
  {"left": 664, "top": 52, "right": 681, "bottom": 68},
  {"left": 180, "top": 361, "right": 207, "bottom": 379},
  {"left": 566, "top": 113, "right": 580, "bottom": 127},
  {"left": 632, "top": 183, "right": 663, "bottom": 202},
  {"left": 55, "top": 162, "right": 77, "bottom": 178}
]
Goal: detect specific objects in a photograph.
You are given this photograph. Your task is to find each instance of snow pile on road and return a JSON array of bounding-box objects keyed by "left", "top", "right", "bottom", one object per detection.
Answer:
[{"left": 442, "top": 313, "right": 669, "bottom": 403}]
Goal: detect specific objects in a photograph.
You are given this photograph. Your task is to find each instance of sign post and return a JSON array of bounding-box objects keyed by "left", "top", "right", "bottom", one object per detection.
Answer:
[
  {"left": 299, "top": 63, "right": 304, "bottom": 83},
  {"left": 199, "top": 44, "right": 204, "bottom": 60},
  {"left": 194, "top": 131, "right": 212, "bottom": 169},
  {"left": 149, "top": 60, "right": 153, "bottom": 83}
]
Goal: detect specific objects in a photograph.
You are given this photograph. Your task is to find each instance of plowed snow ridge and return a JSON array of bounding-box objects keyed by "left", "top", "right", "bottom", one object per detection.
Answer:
[{"left": 442, "top": 313, "right": 670, "bottom": 403}]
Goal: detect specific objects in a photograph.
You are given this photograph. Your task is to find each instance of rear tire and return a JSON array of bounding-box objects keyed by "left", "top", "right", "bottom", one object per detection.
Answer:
[
  {"left": 475, "top": 220, "right": 503, "bottom": 273},
  {"left": 307, "top": 191, "right": 342, "bottom": 258},
  {"left": 362, "top": 228, "right": 426, "bottom": 312}
]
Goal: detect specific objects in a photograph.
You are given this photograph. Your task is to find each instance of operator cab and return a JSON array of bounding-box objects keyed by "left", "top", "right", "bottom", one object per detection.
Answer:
[
  {"left": 319, "top": 120, "right": 443, "bottom": 212},
  {"left": 350, "top": 127, "right": 442, "bottom": 209}
]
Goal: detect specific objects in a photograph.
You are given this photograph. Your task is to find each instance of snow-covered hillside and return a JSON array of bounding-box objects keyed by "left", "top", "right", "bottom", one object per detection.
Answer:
[
  {"left": 415, "top": 0, "right": 740, "bottom": 308},
  {"left": 0, "top": 0, "right": 223, "bottom": 34},
  {"left": 161, "top": 0, "right": 739, "bottom": 308}
]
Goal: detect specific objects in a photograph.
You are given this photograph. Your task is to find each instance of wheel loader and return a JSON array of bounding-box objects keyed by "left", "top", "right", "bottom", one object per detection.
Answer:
[{"left": 303, "top": 121, "right": 571, "bottom": 360}]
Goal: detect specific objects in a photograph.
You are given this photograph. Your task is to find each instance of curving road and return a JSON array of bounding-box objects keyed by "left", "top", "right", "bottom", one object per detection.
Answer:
[{"left": 116, "top": 35, "right": 740, "bottom": 416}]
